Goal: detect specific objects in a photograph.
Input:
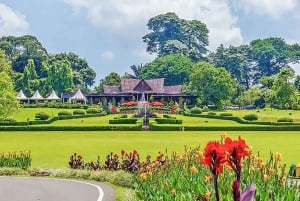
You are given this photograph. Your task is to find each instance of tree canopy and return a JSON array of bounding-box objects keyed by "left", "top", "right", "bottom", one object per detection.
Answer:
[
  {"left": 187, "top": 62, "right": 237, "bottom": 108},
  {"left": 140, "top": 54, "right": 193, "bottom": 86},
  {"left": 0, "top": 50, "right": 18, "bottom": 118},
  {"left": 143, "top": 12, "right": 209, "bottom": 62}
]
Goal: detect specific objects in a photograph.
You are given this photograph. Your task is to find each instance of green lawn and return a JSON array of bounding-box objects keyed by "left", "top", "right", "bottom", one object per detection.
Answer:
[
  {"left": 0, "top": 131, "right": 299, "bottom": 168},
  {"left": 217, "top": 108, "right": 300, "bottom": 122},
  {"left": 10, "top": 108, "right": 75, "bottom": 122}
]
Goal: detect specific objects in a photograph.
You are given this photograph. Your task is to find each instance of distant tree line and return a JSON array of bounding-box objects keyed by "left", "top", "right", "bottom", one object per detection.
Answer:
[
  {"left": 0, "top": 35, "right": 96, "bottom": 97},
  {"left": 1, "top": 12, "right": 300, "bottom": 113}
]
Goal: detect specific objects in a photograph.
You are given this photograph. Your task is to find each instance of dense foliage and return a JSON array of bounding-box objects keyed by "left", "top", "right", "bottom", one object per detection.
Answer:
[{"left": 0, "top": 35, "right": 96, "bottom": 96}]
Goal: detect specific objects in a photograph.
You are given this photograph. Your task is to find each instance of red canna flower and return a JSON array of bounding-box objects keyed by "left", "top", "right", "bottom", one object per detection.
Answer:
[
  {"left": 201, "top": 141, "right": 226, "bottom": 174},
  {"left": 224, "top": 136, "right": 250, "bottom": 181},
  {"left": 121, "top": 150, "right": 125, "bottom": 156}
]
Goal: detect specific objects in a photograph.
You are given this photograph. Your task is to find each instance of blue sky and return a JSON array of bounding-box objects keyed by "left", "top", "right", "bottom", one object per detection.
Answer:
[{"left": 1, "top": 0, "right": 300, "bottom": 85}]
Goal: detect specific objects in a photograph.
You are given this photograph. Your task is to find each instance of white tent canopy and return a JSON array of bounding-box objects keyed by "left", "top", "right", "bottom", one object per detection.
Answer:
[
  {"left": 70, "top": 89, "right": 86, "bottom": 103},
  {"left": 30, "top": 90, "right": 44, "bottom": 100},
  {"left": 17, "top": 90, "right": 28, "bottom": 100},
  {"left": 45, "top": 90, "right": 60, "bottom": 100}
]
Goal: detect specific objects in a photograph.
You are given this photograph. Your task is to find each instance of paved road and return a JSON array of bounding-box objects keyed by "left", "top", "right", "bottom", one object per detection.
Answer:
[{"left": 0, "top": 177, "right": 115, "bottom": 201}]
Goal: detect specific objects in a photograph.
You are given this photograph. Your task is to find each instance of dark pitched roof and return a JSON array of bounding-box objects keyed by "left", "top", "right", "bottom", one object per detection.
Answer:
[
  {"left": 164, "top": 85, "right": 182, "bottom": 94},
  {"left": 104, "top": 78, "right": 181, "bottom": 94},
  {"left": 103, "top": 85, "right": 121, "bottom": 94}
]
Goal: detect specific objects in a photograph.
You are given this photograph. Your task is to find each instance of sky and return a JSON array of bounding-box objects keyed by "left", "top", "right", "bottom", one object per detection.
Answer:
[{"left": 1, "top": 0, "right": 300, "bottom": 85}]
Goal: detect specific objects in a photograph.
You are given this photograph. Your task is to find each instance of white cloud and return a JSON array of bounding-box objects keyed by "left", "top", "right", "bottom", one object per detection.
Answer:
[
  {"left": 0, "top": 3, "right": 29, "bottom": 36},
  {"left": 100, "top": 50, "right": 114, "bottom": 61},
  {"left": 64, "top": 0, "right": 243, "bottom": 50},
  {"left": 235, "top": 0, "right": 298, "bottom": 19}
]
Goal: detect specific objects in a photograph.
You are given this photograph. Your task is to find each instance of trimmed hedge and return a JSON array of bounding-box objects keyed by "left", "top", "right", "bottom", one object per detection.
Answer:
[
  {"left": 58, "top": 110, "right": 72, "bottom": 116},
  {"left": 149, "top": 122, "right": 300, "bottom": 131},
  {"left": 243, "top": 114, "right": 258, "bottom": 121},
  {"left": 86, "top": 108, "right": 99, "bottom": 114},
  {"left": 109, "top": 119, "right": 138, "bottom": 124},
  {"left": 162, "top": 114, "right": 176, "bottom": 119},
  {"left": 219, "top": 112, "right": 233, "bottom": 116},
  {"left": 207, "top": 112, "right": 216, "bottom": 116},
  {"left": 277, "top": 117, "right": 293, "bottom": 122},
  {"left": 154, "top": 118, "right": 182, "bottom": 124},
  {"left": 35, "top": 112, "right": 50, "bottom": 120},
  {"left": 73, "top": 110, "right": 86, "bottom": 115},
  {"left": 0, "top": 124, "right": 142, "bottom": 131},
  {"left": 190, "top": 107, "right": 203, "bottom": 114},
  {"left": 114, "top": 114, "right": 128, "bottom": 119}
]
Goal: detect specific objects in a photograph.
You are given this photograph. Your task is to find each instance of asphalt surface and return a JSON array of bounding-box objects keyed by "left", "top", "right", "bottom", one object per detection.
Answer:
[{"left": 0, "top": 177, "right": 115, "bottom": 201}]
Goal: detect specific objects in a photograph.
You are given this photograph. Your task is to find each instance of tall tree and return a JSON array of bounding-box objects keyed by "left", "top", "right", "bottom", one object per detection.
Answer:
[
  {"left": 187, "top": 62, "right": 237, "bottom": 109},
  {"left": 210, "top": 45, "right": 253, "bottom": 89},
  {"left": 95, "top": 72, "right": 121, "bottom": 93},
  {"left": 48, "top": 60, "right": 74, "bottom": 94},
  {"left": 250, "top": 37, "right": 300, "bottom": 83},
  {"left": 143, "top": 12, "right": 209, "bottom": 62},
  {"left": 271, "top": 68, "right": 298, "bottom": 109},
  {"left": 0, "top": 51, "right": 18, "bottom": 118},
  {"left": 140, "top": 54, "right": 193, "bottom": 86},
  {"left": 22, "top": 59, "right": 39, "bottom": 96}
]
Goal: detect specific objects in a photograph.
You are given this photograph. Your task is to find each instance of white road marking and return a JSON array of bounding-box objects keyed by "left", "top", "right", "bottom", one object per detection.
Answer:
[{"left": 0, "top": 176, "right": 105, "bottom": 201}]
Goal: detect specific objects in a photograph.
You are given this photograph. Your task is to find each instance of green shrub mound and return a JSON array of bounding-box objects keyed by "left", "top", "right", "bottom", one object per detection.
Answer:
[
  {"left": 155, "top": 118, "right": 182, "bottom": 124},
  {"left": 35, "top": 112, "right": 50, "bottom": 120},
  {"left": 219, "top": 112, "right": 233, "bottom": 116},
  {"left": 243, "top": 114, "right": 258, "bottom": 121},
  {"left": 109, "top": 119, "right": 138, "bottom": 124},
  {"left": 58, "top": 110, "right": 72, "bottom": 116},
  {"left": 207, "top": 112, "right": 216, "bottom": 115},
  {"left": 86, "top": 108, "right": 99, "bottom": 114},
  {"left": 73, "top": 109, "right": 86, "bottom": 115},
  {"left": 202, "top": 106, "right": 209, "bottom": 112},
  {"left": 190, "top": 107, "right": 202, "bottom": 114},
  {"left": 277, "top": 117, "right": 293, "bottom": 122}
]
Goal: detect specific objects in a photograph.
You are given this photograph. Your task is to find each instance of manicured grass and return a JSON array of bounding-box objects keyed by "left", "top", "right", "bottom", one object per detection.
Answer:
[
  {"left": 0, "top": 131, "right": 299, "bottom": 168},
  {"left": 216, "top": 108, "right": 300, "bottom": 122},
  {"left": 9, "top": 108, "right": 75, "bottom": 122}
]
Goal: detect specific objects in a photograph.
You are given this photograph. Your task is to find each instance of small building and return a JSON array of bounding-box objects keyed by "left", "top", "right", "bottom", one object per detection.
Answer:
[
  {"left": 87, "top": 78, "right": 196, "bottom": 105},
  {"left": 17, "top": 90, "right": 29, "bottom": 103},
  {"left": 69, "top": 89, "right": 87, "bottom": 104},
  {"left": 45, "top": 90, "right": 61, "bottom": 101},
  {"left": 30, "top": 90, "right": 44, "bottom": 102}
]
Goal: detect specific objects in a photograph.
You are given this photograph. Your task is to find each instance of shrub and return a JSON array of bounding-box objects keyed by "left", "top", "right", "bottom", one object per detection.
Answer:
[
  {"left": 73, "top": 109, "right": 86, "bottom": 115},
  {"left": 202, "top": 106, "right": 209, "bottom": 112},
  {"left": 35, "top": 112, "right": 49, "bottom": 120},
  {"left": 86, "top": 108, "right": 99, "bottom": 114},
  {"left": 277, "top": 117, "right": 293, "bottom": 122},
  {"left": 243, "top": 114, "right": 258, "bottom": 121},
  {"left": 219, "top": 112, "right": 233, "bottom": 116},
  {"left": 190, "top": 107, "right": 202, "bottom": 114},
  {"left": 207, "top": 112, "right": 216, "bottom": 116},
  {"left": 58, "top": 110, "right": 72, "bottom": 116}
]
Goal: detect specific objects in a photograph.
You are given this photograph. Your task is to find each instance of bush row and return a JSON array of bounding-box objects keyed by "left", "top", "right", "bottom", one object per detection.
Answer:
[
  {"left": 154, "top": 118, "right": 182, "bottom": 124},
  {"left": 0, "top": 124, "right": 142, "bottom": 131},
  {"left": 149, "top": 123, "right": 300, "bottom": 131},
  {"left": 0, "top": 112, "right": 107, "bottom": 126},
  {"left": 109, "top": 119, "right": 138, "bottom": 124},
  {"left": 183, "top": 112, "right": 300, "bottom": 126}
]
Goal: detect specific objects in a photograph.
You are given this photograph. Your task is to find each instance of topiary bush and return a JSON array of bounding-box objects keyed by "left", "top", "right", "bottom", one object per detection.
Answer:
[
  {"left": 207, "top": 112, "right": 216, "bottom": 116},
  {"left": 202, "top": 106, "right": 209, "bottom": 112},
  {"left": 219, "top": 112, "right": 233, "bottom": 116},
  {"left": 35, "top": 112, "right": 49, "bottom": 120},
  {"left": 190, "top": 107, "right": 202, "bottom": 114},
  {"left": 243, "top": 114, "right": 258, "bottom": 121},
  {"left": 277, "top": 117, "right": 293, "bottom": 122},
  {"left": 86, "top": 108, "right": 99, "bottom": 114},
  {"left": 73, "top": 109, "right": 86, "bottom": 115},
  {"left": 58, "top": 110, "right": 72, "bottom": 116}
]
